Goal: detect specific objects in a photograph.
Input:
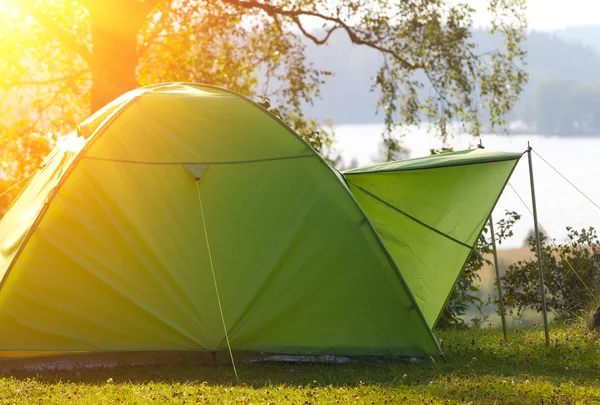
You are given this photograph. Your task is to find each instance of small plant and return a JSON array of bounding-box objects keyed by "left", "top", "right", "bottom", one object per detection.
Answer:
[
  {"left": 437, "top": 210, "right": 520, "bottom": 329},
  {"left": 470, "top": 296, "right": 492, "bottom": 329},
  {"left": 502, "top": 226, "right": 600, "bottom": 322}
]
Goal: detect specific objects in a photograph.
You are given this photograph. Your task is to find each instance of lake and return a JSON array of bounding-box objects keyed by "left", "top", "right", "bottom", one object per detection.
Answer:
[{"left": 333, "top": 124, "right": 600, "bottom": 249}]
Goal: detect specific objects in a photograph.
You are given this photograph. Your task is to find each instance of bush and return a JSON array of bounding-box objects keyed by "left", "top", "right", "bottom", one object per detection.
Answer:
[
  {"left": 436, "top": 210, "right": 520, "bottom": 329},
  {"left": 502, "top": 227, "right": 600, "bottom": 321}
]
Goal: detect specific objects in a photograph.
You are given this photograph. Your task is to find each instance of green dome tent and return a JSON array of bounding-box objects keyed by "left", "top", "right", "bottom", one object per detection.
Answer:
[{"left": 0, "top": 83, "right": 521, "bottom": 359}]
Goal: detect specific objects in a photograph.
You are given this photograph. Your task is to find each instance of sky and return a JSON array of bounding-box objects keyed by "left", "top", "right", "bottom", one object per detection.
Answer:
[{"left": 467, "top": 0, "right": 600, "bottom": 30}]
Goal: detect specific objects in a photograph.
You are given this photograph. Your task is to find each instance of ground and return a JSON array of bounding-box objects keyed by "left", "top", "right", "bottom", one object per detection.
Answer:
[{"left": 0, "top": 323, "right": 599, "bottom": 404}]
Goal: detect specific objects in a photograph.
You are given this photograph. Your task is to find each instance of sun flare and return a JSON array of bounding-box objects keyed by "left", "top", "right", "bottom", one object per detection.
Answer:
[
  {"left": 0, "top": 0, "right": 40, "bottom": 56},
  {"left": 0, "top": 1, "right": 22, "bottom": 28},
  {"left": 0, "top": 0, "right": 15, "bottom": 14}
]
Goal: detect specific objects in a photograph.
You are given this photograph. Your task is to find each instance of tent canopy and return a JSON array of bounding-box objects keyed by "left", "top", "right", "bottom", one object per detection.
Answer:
[
  {"left": 0, "top": 83, "right": 522, "bottom": 359},
  {"left": 344, "top": 149, "right": 522, "bottom": 326}
]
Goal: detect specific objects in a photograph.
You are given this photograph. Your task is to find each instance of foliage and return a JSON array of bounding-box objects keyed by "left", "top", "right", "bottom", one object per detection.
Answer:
[
  {"left": 429, "top": 146, "right": 455, "bottom": 155},
  {"left": 0, "top": 0, "right": 527, "bottom": 214},
  {"left": 1, "top": 324, "right": 600, "bottom": 404},
  {"left": 436, "top": 210, "right": 521, "bottom": 329},
  {"left": 502, "top": 226, "right": 600, "bottom": 321},
  {"left": 469, "top": 296, "right": 492, "bottom": 329},
  {"left": 297, "top": 29, "right": 600, "bottom": 129}
]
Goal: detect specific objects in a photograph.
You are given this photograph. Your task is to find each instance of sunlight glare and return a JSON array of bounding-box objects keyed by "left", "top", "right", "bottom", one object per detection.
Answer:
[
  {"left": 0, "top": 0, "right": 15, "bottom": 15},
  {"left": 0, "top": 1, "right": 21, "bottom": 27},
  {"left": 57, "top": 131, "right": 86, "bottom": 153}
]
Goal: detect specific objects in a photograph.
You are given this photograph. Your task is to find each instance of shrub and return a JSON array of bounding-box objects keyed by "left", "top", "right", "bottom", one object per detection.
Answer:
[
  {"left": 436, "top": 210, "right": 520, "bottom": 329},
  {"left": 502, "top": 227, "right": 600, "bottom": 321}
]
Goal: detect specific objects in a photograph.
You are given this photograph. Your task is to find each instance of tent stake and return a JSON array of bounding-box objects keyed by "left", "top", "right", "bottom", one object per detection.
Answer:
[
  {"left": 527, "top": 143, "right": 550, "bottom": 347},
  {"left": 488, "top": 214, "right": 508, "bottom": 340}
]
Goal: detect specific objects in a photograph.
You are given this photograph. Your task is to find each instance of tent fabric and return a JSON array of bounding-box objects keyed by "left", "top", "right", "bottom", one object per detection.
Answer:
[
  {"left": 343, "top": 149, "right": 522, "bottom": 327},
  {"left": 344, "top": 149, "right": 523, "bottom": 174},
  {"left": 0, "top": 83, "right": 521, "bottom": 359}
]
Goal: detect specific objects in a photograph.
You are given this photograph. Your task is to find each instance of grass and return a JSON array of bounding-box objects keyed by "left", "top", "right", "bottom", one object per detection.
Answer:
[{"left": 2, "top": 323, "right": 600, "bottom": 404}]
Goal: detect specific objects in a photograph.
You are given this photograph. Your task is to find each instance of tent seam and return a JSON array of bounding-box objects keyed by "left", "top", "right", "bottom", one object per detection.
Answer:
[
  {"left": 82, "top": 154, "right": 315, "bottom": 165},
  {"left": 349, "top": 183, "right": 473, "bottom": 249}
]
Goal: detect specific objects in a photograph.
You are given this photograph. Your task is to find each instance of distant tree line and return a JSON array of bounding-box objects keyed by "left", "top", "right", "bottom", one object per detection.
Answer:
[{"left": 517, "top": 80, "right": 600, "bottom": 135}]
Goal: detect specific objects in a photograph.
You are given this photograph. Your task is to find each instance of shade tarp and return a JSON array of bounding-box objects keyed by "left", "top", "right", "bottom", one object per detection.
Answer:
[{"left": 344, "top": 149, "right": 522, "bottom": 326}]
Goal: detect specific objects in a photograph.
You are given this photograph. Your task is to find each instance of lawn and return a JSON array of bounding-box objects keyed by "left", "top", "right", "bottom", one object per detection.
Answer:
[{"left": 1, "top": 323, "right": 600, "bottom": 404}]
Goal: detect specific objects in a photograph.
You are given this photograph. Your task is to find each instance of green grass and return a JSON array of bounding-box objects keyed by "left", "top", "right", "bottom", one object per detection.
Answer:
[{"left": 2, "top": 323, "right": 600, "bottom": 404}]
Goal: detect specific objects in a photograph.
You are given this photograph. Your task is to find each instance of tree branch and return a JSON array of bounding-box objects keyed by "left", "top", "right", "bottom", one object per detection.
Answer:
[
  {"left": 290, "top": 16, "right": 340, "bottom": 45},
  {"left": 220, "top": 0, "right": 419, "bottom": 69}
]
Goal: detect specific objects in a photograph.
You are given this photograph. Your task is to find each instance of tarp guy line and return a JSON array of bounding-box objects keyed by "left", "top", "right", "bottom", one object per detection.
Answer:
[
  {"left": 532, "top": 150, "right": 600, "bottom": 213},
  {"left": 195, "top": 181, "right": 238, "bottom": 380},
  {"left": 508, "top": 182, "right": 595, "bottom": 299}
]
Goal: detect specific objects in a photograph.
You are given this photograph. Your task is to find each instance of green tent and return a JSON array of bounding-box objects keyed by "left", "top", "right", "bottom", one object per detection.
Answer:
[{"left": 0, "top": 83, "right": 522, "bottom": 359}]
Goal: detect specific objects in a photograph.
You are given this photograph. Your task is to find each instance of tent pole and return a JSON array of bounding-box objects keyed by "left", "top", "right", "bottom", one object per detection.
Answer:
[
  {"left": 527, "top": 143, "right": 550, "bottom": 347},
  {"left": 488, "top": 214, "right": 508, "bottom": 340}
]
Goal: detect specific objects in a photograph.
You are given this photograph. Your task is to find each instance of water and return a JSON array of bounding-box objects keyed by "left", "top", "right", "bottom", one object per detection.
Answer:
[{"left": 333, "top": 124, "right": 600, "bottom": 249}]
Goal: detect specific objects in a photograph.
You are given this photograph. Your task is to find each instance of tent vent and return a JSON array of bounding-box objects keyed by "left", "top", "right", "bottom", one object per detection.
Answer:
[{"left": 183, "top": 164, "right": 210, "bottom": 180}]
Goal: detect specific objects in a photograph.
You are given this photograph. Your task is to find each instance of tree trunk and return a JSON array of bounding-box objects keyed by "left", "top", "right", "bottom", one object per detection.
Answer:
[{"left": 89, "top": 2, "right": 149, "bottom": 113}]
